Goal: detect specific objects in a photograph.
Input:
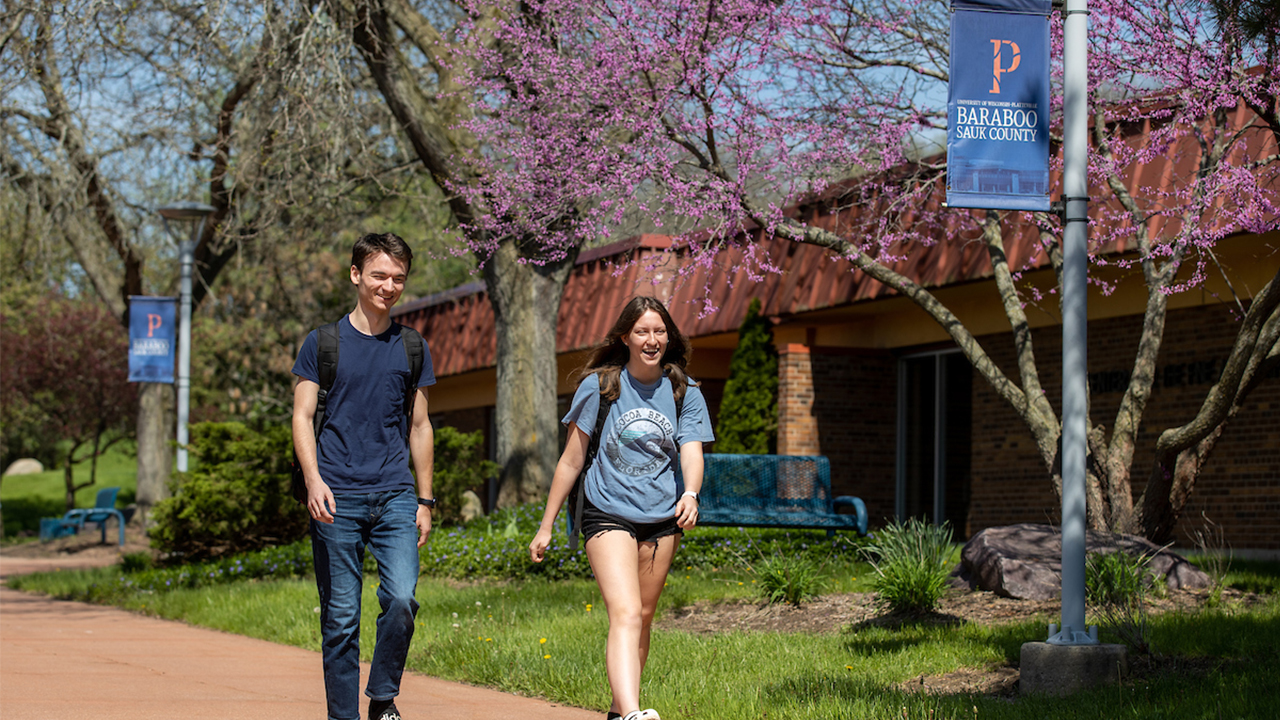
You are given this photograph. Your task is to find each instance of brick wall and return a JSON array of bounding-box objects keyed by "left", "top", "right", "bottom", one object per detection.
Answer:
[
  {"left": 778, "top": 345, "right": 819, "bottom": 455},
  {"left": 432, "top": 407, "right": 490, "bottom": 450},
  {"left": 969, "top": 303, "right": 1280, "bottom": 550},
  {"left": 777, "top": 345, "right": 898, "bottom": 522}
]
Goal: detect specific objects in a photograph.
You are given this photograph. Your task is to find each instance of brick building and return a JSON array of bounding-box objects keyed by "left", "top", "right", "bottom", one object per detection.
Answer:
[{"left": 395, "top": 228, "right": 1279, "bottom": 552}]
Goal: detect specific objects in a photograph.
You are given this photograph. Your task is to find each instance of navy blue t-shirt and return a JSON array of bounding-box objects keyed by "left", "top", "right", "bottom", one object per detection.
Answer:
[{"left": 292, "top": 316, "right": 436, "bottom": 493}]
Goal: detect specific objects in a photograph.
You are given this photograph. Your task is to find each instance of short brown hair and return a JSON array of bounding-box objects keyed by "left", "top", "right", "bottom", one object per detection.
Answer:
[{"left": 352, "top": 233, "right": 413, "bottom": 274}]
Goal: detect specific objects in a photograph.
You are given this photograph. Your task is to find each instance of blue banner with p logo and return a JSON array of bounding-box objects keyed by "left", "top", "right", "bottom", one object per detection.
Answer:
[
  {"left": 947, "top": 0, "right": 1052, "bottom": 211},
  {"left": 128, "top": 296, "right": 176, "bottom": 383}
]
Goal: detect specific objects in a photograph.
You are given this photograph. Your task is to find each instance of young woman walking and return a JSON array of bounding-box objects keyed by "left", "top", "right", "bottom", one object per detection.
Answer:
[{"left": 530, "top": 296, "right": 714, "bottom": 720}]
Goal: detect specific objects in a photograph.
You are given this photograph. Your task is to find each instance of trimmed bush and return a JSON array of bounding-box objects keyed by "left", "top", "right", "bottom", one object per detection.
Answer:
[
  {"left": 150, "top": 422, "right": 308, "bottom": 560},
  {"left": 714, "top": 298, "right": 778, "bottom": 454}
]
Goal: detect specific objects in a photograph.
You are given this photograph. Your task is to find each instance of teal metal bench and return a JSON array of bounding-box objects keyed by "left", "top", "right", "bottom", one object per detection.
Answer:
[
  {"left": 699, "top": 454, "right": 868, "bottom": 535},
  {"left": 38, "top": 486, "right": 129, "bottom": 546}
]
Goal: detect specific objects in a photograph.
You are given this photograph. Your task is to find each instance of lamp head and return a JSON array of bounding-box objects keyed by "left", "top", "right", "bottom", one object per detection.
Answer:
[{"left": 157, "top": 202, "right": 215, "bottom": 221}]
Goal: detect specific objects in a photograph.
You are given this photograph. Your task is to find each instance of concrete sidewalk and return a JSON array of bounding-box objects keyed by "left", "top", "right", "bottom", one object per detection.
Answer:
[{"left": 0, "top": 556, "right": 599, "bottom": 720}]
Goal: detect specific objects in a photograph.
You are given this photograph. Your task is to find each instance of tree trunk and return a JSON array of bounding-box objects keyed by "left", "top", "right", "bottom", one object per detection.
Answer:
[
  {"left": 63, "top": 456, "right": 77, "bottom": 512},
  {"left": 135, "top": 382, "right": 174, "bottom": 523},
  {"left": 1139, "top": 430, "right": 1221, "bottom": 543},
  {"left": 484, "top": 241, "right": 577, "bottom": 507}
]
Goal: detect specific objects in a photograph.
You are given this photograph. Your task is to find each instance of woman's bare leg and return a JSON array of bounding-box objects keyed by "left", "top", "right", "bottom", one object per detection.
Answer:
[
  {"left": 636, "top": 533, "right": 680, "bottom": 673},
  {"left": 587, "top": 531, "right": 643, "bottom": 716}
]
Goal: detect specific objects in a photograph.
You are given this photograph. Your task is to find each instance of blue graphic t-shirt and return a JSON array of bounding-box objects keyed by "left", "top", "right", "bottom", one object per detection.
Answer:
[
  {"left": 292, "top": 316, "right": 436, "bottom": 493},
  {"left": 563, "top": 368, "right": 715, "bottom": 523}
]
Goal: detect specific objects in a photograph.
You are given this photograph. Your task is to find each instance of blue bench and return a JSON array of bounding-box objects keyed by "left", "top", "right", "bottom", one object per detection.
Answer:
[
  {"left": 699, "top": 454, "right": 868, "bottom": 535},
  {"left": 38, "top": 487, "right": 129, "bottom": 546}
]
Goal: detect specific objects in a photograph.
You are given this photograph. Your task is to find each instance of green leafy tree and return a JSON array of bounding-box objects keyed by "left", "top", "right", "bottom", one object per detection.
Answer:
[{"left": 715, "top": 299, "right": 778, "bottom": 455}]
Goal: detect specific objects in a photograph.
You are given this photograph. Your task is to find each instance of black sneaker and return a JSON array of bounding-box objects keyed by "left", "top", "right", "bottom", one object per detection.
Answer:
[{"left": 369, "top": 699, "right": 402, "bottom": 720}]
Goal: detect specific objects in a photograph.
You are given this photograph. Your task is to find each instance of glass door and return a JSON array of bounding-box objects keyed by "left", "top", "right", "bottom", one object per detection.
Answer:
[{"left": 896, "top": 351, "right": 972, "bottom": 535}]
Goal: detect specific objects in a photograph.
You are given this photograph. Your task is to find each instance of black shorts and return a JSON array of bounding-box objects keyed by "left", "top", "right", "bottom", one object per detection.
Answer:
[{"left": 581, "top": 498, "right": 682, "bottom": 545}]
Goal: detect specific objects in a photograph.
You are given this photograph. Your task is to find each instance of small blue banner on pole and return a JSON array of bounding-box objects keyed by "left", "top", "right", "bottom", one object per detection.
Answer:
[
  {"left": 947, "top": 0, "right": 1051, "bottom": 211},
  {"left": 128, "top": 296, "right": 176, "bottom": 383}
]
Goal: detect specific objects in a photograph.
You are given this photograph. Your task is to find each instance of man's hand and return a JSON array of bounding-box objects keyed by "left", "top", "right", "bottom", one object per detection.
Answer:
[
  {"left": 308, "top": 480, "right": 336, "bottom": 523},
  {"left": 416, "top": 505, "right": 433, "bottom": 547}
]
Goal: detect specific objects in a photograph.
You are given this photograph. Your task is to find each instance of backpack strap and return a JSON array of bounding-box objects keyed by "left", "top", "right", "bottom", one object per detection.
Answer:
[
  {"left": 399, "top": 325, "right": 425, "bottom": 429},
  {"left": 312, "top": 321, "right": 341, "bottom": 437},
  {"left": 292, "top": 321, "right": 341, "bottom": 503},
  {"left": 567, "top": 392, "right": 613, "bottom": 552}
]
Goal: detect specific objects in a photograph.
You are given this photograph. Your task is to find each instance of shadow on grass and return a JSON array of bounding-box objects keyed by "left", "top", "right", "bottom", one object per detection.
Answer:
[
  {"left": 761, "top": 672, "right": 1022, "bottom": 717},
  {"left": 840, "top": 611, "right": 966, "bottom": 657},
  {"left": 762, "top": 672, "right": 900, "bottom": 705},
  {"left": 1147, "top": 603, "right": 1280, "bottom": 658},
  {"left": 1227, "top": 559, "right": 1280, "bottom": 595}
]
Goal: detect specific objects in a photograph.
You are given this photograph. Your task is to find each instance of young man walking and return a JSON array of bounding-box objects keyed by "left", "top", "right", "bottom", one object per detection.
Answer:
[{"left": 292, "top": 233, "right": 436, "bottom": 720}]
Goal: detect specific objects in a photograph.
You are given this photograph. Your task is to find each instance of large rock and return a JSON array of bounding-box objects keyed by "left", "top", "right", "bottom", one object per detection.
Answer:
[
  {"left": 952, "top": 523, "right": 1211, "bottom": 600},
  {"left": 460, "top": 490, "right": 485, "bottom": 523},
  {"left": 2, "top": 458, "right": 44, "bottom": 476}
]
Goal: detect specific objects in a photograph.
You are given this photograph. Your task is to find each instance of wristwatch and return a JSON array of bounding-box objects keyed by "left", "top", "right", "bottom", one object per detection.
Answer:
[
  {"left": 681, "top": 491, "right": 699, "bottom": 502},
  {"left": 417, "top": 497, "right": 437, "bottom": 508}
]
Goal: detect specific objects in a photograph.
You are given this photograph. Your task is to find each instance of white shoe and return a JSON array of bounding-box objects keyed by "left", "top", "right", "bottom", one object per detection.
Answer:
[{"left": 623, "top": 710, "right": 660, "bottom": 720}]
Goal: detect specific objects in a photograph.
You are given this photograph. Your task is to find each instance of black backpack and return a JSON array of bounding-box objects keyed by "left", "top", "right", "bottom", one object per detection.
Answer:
[
  {"left": 565, "top": 386, "right": 684, "bottom": 551},
  {"left": 290, "top": 321, "right": 425, "bottom": 503}
]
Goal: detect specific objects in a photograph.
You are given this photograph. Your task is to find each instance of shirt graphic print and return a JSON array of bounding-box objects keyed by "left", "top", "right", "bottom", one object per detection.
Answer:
[{"left": 605, "top": 407, "right": 676, "bottom": 477}]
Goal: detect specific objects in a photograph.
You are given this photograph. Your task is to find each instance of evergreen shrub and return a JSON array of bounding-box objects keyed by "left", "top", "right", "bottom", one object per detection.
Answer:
[
  {"left": 714, "top": 298, "right": 778, "bottom": 454},
  {"left": 432, "top": 426, "right": 499, "bottom": 525},
  {"left": 151, "top": 422, "right": 308, "bottom": 560}
]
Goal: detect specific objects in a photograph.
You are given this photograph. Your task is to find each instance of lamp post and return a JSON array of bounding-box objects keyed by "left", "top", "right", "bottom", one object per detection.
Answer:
[
  {"left": 1047, "top": 0, "right": 1095, "bottom": 648},
  {"left": 157, "top": 202, "right": 215, "bottom": 474}
]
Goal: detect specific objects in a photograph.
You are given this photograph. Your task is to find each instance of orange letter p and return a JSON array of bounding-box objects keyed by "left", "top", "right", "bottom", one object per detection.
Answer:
[{"left": 990, "top": 39, "right": 1021, "bottom": 94}]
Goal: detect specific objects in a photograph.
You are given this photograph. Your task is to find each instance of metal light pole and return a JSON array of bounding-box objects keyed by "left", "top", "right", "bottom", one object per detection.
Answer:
[
  {"left": 158, "top": 202, "right": 215, "bottom": 474},
  {"left": 1047, "top": 0, "right": 1096, "bottom": 647}
]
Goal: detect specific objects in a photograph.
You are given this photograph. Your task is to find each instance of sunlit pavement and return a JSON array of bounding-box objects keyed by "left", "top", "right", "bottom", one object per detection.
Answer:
[{"left": 0, "top": 556, "right": 597, "bottom": 720}]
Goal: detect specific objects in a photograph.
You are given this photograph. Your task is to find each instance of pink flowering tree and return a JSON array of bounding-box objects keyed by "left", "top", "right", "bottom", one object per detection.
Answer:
[{"left": 455, "top": 0, "right": 1279, "bottom": 542}]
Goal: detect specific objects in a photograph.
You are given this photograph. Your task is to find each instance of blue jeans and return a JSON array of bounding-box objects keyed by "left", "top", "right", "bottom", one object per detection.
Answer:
[{"left": 311, "top": 488, "right": 420, "bottom": 720}]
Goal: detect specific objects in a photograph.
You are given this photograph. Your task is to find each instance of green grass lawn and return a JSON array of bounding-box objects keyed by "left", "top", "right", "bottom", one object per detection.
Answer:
[
  {"left": 1, "top": 444, "right": 138, "bottom": 539},
  {"left": 9, "top": 549, "right": 1279, "bottom": 719}
]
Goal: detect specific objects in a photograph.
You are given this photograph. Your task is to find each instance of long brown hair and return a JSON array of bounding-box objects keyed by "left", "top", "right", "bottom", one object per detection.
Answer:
[{"left": 574, "top": 296, "right": 697, "bottom": 403}]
